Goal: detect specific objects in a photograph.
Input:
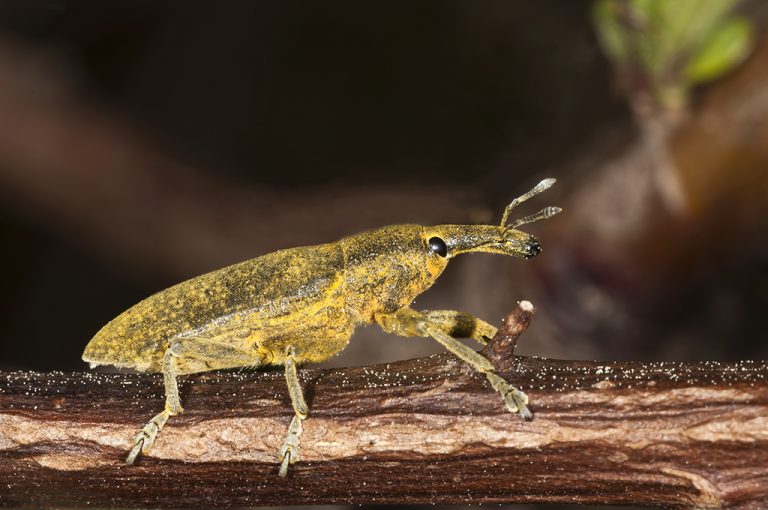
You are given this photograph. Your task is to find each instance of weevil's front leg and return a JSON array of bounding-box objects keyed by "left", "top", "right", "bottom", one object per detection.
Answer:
[
  {"left": 422, "top": 323, "right": 532, "bottom": 420},
  {"left": 421, "top": 310, "right": 497, "bottom": 346},
  {"left": 376, "top": 307, "right": 532, "bottom": 420},
  {"left": 376, "top": 308, "right": 498, "bottom": 345},
  {"left": 278, "top": 346, "right": 309, "bottom": 477}
]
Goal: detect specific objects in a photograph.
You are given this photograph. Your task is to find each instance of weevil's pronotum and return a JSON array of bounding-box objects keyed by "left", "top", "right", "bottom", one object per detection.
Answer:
[{"left": 83, "top": 178, "right": 560, "bottom": 476}]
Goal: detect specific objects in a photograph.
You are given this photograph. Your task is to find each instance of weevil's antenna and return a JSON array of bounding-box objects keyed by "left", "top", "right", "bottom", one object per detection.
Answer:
[
  {"left": 500, "top": 178, "right": 557, "bottom": 228},
  {"left": 507, "top": 206, "right": 562, "bottom": 229}
]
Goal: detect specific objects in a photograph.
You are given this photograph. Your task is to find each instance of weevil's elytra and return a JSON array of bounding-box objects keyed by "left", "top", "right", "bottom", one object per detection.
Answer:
[{"left": 82, "top": 178, "right": 561, "bottom": 476}]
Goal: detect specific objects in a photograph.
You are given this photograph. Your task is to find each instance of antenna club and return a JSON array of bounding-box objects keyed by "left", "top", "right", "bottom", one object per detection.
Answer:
[
  {"left": 538, "top": 177, "right": 556, "bottom": 190},
  {"left": 500, "top": 178, "right": 560, "bottom": 228}
]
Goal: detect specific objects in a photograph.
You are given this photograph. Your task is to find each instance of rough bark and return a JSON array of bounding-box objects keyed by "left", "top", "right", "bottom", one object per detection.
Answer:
[{"left": 0, "top": 305, "right": 766, "bottom": 509}]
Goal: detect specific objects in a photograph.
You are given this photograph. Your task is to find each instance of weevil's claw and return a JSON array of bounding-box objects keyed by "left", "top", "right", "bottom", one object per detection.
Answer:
[
  {"left": 277, "top": 443, "right": 298, "bottom": 478},
  {"left": 126, "top": 438, "right": 144, "bottom": 465},
  {"left": 512, "top": 394, "right": 533, "bottom": 421},
  {"left": 278, "top": 451, "right": 292, "bottom": 478},
  {"left": 278, "top": 415, "right": 304, "bottom": 477},
  {"left": 125, "top": 409, "right": 169, "bottom": 465},
  {"left": 485, "top": 372, "right": 533, "bottom": 421},
  {"left": 126, "top": 430, "right": 154, "bottom": 464}
]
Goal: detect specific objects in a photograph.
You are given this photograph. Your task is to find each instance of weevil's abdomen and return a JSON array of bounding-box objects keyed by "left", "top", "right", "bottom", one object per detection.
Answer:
[{"left": 83, "top": 242, "right": 350, "bottom": 372}]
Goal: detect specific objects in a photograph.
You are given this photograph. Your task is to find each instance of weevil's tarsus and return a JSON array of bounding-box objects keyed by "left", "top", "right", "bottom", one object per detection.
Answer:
[
  {"left": 517, "top": 397, "right": 533, "bottom": 421},
  {"left": 376, "top": 307, "right": 532, "bottom": 420},
  {"left": 126, "top": 409, "right": 171, "bottom": 464},
  {"left": 278, "top": 346, "right": 308, "bottom": 477},
  {"left": 126, "top": 437, "right": 143, "bottom": 465},
  {"left": 278, "top": 415, "right": 303, "bottom": 477},
  {"left": 500, "top": 178, "right": 557, "bottom": 228},
  {"left": 485, "top": 372, "right": 532, "bottom": 419},
  {"left": 278, "top": 446, "right": 292, "bottom": 478}
]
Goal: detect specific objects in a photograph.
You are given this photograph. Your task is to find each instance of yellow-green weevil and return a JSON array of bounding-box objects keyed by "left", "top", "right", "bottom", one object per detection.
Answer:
[{"left": 83, "top": 178, "right": 560, "bottom": 476}]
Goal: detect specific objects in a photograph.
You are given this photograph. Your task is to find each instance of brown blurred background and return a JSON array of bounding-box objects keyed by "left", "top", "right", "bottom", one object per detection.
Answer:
[
  {"left": 0, "top": 0, "right": 765, "bottom": 384},
  {"left": 0, "top": 2, "right": 767, "bottom": 510}
]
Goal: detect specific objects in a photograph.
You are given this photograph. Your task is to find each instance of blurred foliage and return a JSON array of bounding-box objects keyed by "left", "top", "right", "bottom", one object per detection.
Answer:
[{"left": 593, "top": 0, "right": 753, "bottom": 116}]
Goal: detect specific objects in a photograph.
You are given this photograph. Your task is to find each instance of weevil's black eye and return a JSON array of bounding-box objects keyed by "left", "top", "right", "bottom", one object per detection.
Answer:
[{"left": 427, "top": 236, "right": 448, "bottom": 257}]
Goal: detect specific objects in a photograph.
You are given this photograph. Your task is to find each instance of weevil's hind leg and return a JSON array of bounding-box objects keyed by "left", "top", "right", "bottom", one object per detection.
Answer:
[
  {"left": 126, "top": 346, "right": 183, "bottom": 464},
  {"left": 126, "top": 338, "right": 263, "bottom": 464},
  {"left": 278, "top": 346, "right": 309, "bottom": 477},
  {"left": 376, "top": 307, "right": 532, "bottom": 420}
]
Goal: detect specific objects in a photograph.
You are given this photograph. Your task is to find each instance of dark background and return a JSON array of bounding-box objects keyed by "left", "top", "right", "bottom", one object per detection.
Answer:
[
  {"left": 0, "top": 0, "right": 635, "bottom": 371},
  {"left": 0, "top": 3, "right": 766, "bottom": 508}
]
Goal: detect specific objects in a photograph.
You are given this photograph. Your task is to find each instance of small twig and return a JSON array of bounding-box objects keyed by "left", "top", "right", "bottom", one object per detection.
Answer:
[{"left": 481, "top": 300, "right": 535, "bottom": 372}]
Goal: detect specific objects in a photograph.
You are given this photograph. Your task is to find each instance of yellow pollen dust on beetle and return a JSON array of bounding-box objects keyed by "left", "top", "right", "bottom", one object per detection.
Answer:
[{"left": 82, "top": 178, "right": 561, "bottom": 477}]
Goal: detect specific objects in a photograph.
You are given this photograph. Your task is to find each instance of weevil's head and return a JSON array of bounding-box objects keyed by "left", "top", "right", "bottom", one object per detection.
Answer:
[
  {"left": 420, "top": 178, "right": 561, "bottom": 283},
  {"left": 341, "top": 178, "right": 560, "bottom": 317}
]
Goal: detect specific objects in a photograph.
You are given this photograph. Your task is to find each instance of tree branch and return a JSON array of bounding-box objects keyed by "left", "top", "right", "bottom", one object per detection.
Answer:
[{"left": 1, "top": 303, "right": 766, "bottom": 508}]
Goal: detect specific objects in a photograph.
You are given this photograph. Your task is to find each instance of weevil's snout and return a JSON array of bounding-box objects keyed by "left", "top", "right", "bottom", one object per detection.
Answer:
[
  {"left": 500, "top": 228, "right": 543, "bottom": 259},
  {"left": 424, "top": 178, "right": 559, "bottom": 261},
  {"left": 523, "top": 238, "right": 541, "bottom": 259},
  {"left": 425, "top": 225, "right": 541, "bottom": 259}
]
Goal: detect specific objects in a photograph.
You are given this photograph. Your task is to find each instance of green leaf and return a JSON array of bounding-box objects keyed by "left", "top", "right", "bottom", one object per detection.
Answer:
[
  {"left": 685, "top": 16, "right": 753, "bottom": 84},
  {"left": 685, "top": 0, "right": 737, "bottom": 49},
  {"left": 592, "top": 0, "right": 631, "bottom": 64},
  {"left": 646, "top": 0, "right": 736, "bottom": 79}
]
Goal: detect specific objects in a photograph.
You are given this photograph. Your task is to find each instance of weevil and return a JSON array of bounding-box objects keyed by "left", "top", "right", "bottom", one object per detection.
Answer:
[{"left": 83, "top": 178, "right": 560, "bottom": 476}]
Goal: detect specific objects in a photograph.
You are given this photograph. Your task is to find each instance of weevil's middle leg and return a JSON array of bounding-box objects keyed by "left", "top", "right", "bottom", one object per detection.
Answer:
[
  {"left": 278, "top": 345, "right": 309, "bottom": 477},
  {"left": 375, "top": 307, "right": 532, "bottom": 420}
]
